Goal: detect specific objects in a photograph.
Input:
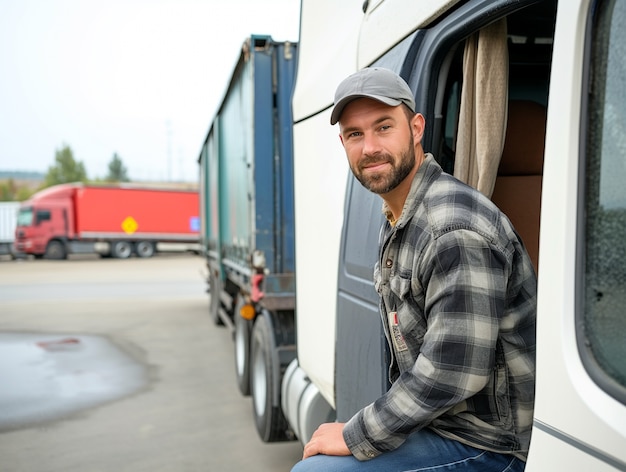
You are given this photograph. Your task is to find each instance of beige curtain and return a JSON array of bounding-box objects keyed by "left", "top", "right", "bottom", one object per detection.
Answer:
[{"left": 454, "top": 18, "right": 509, "bottom": 198}]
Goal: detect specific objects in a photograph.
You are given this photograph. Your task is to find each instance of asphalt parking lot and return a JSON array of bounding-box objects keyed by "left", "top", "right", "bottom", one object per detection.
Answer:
[{"left": 0, "top": 254, "right": 303, "bottom": 472}]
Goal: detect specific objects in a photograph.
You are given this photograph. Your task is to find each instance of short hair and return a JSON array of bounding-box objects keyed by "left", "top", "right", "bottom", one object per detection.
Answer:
[{"left": 402, "top": 103, "right": 416, "bottom": 123}]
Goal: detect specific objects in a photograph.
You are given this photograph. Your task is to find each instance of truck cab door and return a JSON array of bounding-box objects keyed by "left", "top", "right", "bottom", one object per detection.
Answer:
[{"left": 335, "top": 0, "right": 556, "bottom": 435}]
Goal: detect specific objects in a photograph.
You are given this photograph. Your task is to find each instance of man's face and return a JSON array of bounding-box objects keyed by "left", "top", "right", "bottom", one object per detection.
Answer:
[{"left": 338, "top": 98, "right": 416, "bottom": 195}]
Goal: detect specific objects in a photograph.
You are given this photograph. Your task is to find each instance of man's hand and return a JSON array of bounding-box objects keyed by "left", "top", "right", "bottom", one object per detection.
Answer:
[{"left": 302, "top": 422, "right": 351, "bottom": 459}]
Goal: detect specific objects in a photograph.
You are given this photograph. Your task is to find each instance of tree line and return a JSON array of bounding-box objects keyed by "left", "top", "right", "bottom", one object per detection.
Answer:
[{"left": 0, "top": 144, "right": 130, "bottom": 201}]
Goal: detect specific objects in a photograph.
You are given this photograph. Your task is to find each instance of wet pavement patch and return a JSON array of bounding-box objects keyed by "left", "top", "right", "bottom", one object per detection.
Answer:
[{"left": 0, "top": 332, "right": 150, "bottom": 431}]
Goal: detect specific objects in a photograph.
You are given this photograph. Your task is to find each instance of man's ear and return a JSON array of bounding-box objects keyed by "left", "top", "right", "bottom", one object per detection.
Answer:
[
  {"left": 339, "top": 133, "right": 345, "bottom": 147},
  {"left": 411, "top": 113, "right": 425, "bottom": 143}
]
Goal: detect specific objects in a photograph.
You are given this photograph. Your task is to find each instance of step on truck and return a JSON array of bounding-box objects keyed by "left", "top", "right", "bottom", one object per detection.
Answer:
[
  {"left": 197, "top": 35, "right": 298, "bottom": 441},
  {"left": 282, "top": 0, "right": 626, "bottom": 470},
  {"left": 15, "top": 183, "right": 200, "bottom": 259}
]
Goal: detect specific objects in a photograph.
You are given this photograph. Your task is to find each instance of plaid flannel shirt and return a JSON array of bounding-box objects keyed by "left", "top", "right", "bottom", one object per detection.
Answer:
[{"left": 343, "top": 154, "right": 537, "bottom": 461}]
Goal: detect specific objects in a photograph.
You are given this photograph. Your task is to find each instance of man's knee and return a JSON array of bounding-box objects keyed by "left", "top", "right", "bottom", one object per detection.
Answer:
[
  {"left": 291, "top": 457, "right": 320, "bottom": 472},
  {"left": 291, "top": 455, "right": 359, "bottom": 472},
  {"left": 291, "top": 456, "right": 330, "bottom": 472}
]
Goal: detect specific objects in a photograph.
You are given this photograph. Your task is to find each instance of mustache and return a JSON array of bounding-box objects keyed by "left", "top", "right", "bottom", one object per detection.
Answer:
[{"left": 358, "top": 153, "right": 393, "bottom": 170}]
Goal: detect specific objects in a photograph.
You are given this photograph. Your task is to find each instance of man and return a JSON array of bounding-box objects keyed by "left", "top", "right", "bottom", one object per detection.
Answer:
[{"left": 292, "top": 68, "right": 536, "bottom": 471}]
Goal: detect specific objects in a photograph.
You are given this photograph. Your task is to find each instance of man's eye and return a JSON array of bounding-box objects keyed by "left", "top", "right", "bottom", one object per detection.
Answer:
[
  {"left": 348, "top": 131, "right": 362, "bottom": 138},
  {"left": 380, "top": 125, "right": 391, "bottom": 131}
]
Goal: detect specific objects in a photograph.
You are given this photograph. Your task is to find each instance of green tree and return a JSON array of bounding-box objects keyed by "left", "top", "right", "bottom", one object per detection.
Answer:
[
  {"left": 0, "top": 179, "right": 16, "bottom": 201},
  {"left": 0, "top": 179, "right": 36, "bottom": 202},
  {"left": 16, "top": 185, "right": 35, "bottom": 201},
  {"left": 43, "top": 144, "right": 88, "bottom": 187},
  {"left": 105, "top": 152, "right": 130, "bottom": 182}
]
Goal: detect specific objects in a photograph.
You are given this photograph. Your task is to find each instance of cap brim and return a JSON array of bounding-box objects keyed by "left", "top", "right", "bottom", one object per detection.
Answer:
[{"left": 330, "top": 94, "right": 403, "bottom": 125}]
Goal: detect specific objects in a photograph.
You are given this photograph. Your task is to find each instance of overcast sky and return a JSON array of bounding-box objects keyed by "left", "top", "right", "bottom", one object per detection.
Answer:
[{"left": 0, "top": 0, "right": 301, "bottom": 182}]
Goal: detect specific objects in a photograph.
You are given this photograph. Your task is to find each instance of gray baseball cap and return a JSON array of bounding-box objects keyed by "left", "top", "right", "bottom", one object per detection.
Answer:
[{"left": 330, "top": 67, "right": 415, "bottom": 125}]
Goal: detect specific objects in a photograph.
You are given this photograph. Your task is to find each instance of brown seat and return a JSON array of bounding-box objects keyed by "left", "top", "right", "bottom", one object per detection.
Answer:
[{"left": 491, "top": 100, "right": 547, "bottom": 273}]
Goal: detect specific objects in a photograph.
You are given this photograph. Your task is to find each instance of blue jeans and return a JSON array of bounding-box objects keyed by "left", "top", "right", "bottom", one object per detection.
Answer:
[{"left": 291, "top": 428, "right": 525, "bottom": 472}]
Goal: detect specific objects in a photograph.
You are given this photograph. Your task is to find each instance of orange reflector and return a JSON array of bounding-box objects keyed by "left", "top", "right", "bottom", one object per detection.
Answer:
[{"left": 239, "top": 304, "right": 256, "bottom": 320}]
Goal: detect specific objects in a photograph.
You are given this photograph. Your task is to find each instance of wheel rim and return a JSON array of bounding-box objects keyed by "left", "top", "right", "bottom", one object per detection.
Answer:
[
  {"left": 114, "top": 242, "right": 131, "bottom": 258},
  {"left": 252, "top": 343, "right": 267, "bottom": 417},
  {"left": 47, "top": 242, "right": 64, "bottom": 259},
  {"left": 136, "top": 241, "right": 153, "bottom": 257},
  {"left": 235, "top": 320, "right": 246, "bottom": 376}
]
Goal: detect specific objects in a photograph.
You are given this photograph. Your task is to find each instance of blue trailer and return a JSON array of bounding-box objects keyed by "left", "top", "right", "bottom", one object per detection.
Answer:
[{"left": 198, "top": 35, "right": 297, "bottom": 442}]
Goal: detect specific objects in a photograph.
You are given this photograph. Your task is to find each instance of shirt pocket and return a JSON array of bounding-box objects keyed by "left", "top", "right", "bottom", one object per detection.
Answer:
[{"left": 388, "top": 273, "right": 427, "bottom": 371}]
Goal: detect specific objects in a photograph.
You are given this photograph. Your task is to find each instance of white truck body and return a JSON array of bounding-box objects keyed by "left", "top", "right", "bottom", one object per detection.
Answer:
[
  {"left": 0, "top": 201, "right": 19, "bottom": 256},
  {"left": 290, "top": 0, "right": 362, "bottom": 408}
]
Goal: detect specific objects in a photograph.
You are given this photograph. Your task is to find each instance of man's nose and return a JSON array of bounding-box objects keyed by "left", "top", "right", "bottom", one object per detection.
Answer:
[{"left": 361, "top": 132, "right": 382, "bottom": 156}]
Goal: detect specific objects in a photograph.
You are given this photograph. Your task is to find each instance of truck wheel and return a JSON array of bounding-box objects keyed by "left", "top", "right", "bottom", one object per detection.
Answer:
[
  {"left": 135, "top": 241, "right": 155, "bottom": 258},
  {"left": 234, "top": 296, "right": 252, "bottom": 396},
  {"left": 111, "top": 241, "right": 132, "bottom": 259},
  {"left": 250, "top": 314, "right": 289, "bottom": 442},
  {"left": 208, "top": 270, "right": 223, "bottom": 326},
  {"left": 45, "top": 240, "right": 66, "bottom": 260}
]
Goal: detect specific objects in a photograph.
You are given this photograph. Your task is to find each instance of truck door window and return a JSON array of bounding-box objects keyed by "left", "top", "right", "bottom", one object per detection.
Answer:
[
  {"left": 433, "top": 3, "right": 554, "bottom": 273},
  {"left": 582, "top": 0, "right": 626, "bottom": 402},
  {"left": 434, "top": 3, "right": 555, "bottom": 175},
  {"left": 35, "top": 210, "right": 51, "bottom": 225}
]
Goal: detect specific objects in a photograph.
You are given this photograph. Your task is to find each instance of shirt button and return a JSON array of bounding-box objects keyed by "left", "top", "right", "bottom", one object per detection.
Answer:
[
  {"left": 366, "top": 451, "right": 376, "bottom": 458},
  {"left": 385, "top": 258, "right": 393, "bottom": 268}
]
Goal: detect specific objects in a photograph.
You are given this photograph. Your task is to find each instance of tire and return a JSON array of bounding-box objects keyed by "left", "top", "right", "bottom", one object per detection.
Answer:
[
  {"left": 250, "top": 314, "right": 290, "bottom": 442},
  {"left": 110, "top": 240, "right": 132, "bottom": 259},
  {"left": 44, "top": 240, "right": 66, "bottom": 260},
  {"left": 135, "top": 241, "right": 155, "bottom": 258},
  {"left": 234, "top": 296, "right": 252, "bottom": 396},
  {"left": 208, "top": 270, "right": 223, "bottom": 326}
]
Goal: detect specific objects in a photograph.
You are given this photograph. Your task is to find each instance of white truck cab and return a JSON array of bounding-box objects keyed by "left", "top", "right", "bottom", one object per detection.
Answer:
[{"left": 285, "top": 0, "right": 626, "bottom": 469}]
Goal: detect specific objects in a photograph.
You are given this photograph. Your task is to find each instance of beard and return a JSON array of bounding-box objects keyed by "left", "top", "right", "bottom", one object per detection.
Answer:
[{"left": 351, "top": 136, "right": 416, "bottom": 195}]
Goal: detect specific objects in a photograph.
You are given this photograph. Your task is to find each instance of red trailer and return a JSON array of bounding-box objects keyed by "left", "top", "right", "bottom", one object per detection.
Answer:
[{"left": 14, "top": 183, "right": 199, "bottom": 259}]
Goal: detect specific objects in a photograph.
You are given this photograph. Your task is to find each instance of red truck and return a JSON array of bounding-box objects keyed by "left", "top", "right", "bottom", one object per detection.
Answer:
[{"left": 14, "top": 183, "right": 199, "bottom": 259}]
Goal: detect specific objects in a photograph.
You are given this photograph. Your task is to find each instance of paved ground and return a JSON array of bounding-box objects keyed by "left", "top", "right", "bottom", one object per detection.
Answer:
[{"left": 0, "top": 254, "right": 303, "bottom": 472}]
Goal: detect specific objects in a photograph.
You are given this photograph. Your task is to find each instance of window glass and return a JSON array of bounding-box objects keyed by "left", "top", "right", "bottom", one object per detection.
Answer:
[
  {"left": 584, "top": 0, "right": 626, "bottom": 395},
  {"left": 16, "top": 208, "right": 33, "bottom": 227},
  {"left": 36, "top": 210, "right": 51, "bottom": 224}
]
